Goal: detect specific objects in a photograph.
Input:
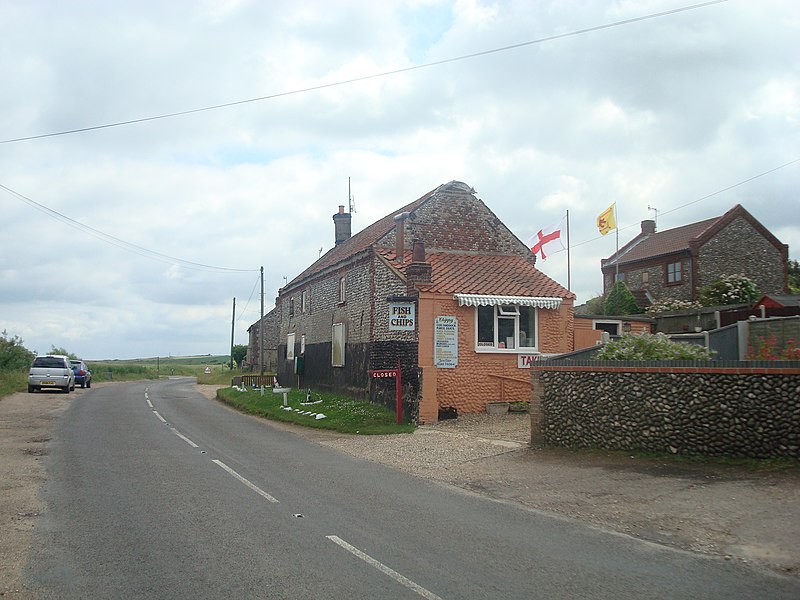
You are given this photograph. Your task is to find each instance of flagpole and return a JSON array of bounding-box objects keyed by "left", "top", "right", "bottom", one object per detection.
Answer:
[
  {"left": 614, "top": 204, "right": 619, "bottom": 281},
  {"left": 566, "top": 210, "right": 571, "bottom": 291}
]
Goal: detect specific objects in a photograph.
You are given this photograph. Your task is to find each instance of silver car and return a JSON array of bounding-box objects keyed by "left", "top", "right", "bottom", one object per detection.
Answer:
[{"left": 28, "top": 355, "right": 76, "bottom": 393}]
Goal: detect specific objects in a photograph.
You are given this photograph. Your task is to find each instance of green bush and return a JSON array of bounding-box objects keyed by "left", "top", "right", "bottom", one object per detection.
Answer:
[
  {"left": 0, "top": 330, "right": 35, "bottom": 371},
  {"left": 596, "top": 332, "right": 714, "bottom": 360}
]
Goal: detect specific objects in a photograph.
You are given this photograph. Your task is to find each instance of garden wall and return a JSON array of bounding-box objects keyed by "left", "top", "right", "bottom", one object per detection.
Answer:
[{"left": 530, "top": 361, "right": 800, "bottom": 459}]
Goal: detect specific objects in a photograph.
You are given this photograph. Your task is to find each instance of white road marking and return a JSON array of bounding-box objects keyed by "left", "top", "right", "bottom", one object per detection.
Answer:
[
  {"left": 146, "top": 398, "right": 153, "bottom": 408},
  {"left": 153, "top": 410, "right": 167, "bottom": 423},
  {"left": 212, "top": 459, "right": 279, "bottom": 503},
  {"left": 170, "top": 428, "right": 198, "bottom": 448},
  {"left": 326, "top": 535, "right": 444, "bottom": 600}
]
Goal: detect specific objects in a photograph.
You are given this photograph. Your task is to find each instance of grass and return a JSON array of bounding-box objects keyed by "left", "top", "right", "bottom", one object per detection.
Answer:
[
  {"left": 218, "top": 385, "right": 415, "bottom": 435},
  {"left": 0, "top": 371, "right": 27, "bottom": 399}
]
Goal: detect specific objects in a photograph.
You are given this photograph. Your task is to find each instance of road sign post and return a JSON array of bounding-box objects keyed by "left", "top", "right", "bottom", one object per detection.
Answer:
[{"left": 368, "top": 360, "right": 402, "bottom": 424}]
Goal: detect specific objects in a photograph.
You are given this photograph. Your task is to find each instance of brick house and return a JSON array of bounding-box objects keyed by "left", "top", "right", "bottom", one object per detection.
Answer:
[
  {"left": 249, "top": 181, "right": 574, "bottom": 422},
  {"left": 601, "top": 204, "right": 788, "bottom": 308}
]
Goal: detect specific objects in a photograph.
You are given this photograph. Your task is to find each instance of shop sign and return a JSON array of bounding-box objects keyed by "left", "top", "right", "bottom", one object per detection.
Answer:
[{"left": 389, "top": 302, "right": 415, "bottom": 330}]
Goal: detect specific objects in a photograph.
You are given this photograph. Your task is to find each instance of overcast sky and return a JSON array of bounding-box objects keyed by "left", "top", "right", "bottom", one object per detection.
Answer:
[{"left": 1, "top": 0, "right": 798, "bottom": 360}]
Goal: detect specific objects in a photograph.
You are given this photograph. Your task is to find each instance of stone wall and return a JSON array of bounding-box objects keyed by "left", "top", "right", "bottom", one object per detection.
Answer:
[
  {"left": 697, "top": 216, "right": 785, "bottom": 295},
  {"left": 531, "top": 362, "right": 800, "bottom": 459}
]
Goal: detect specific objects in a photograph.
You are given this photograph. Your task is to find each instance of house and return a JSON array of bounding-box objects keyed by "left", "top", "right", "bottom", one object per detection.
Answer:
[
  {"left": 249, "top": 181, "right": 574, "bottom": 422},
  {"left": 601, "top": 204, "right": 788, "bottom": 307}
]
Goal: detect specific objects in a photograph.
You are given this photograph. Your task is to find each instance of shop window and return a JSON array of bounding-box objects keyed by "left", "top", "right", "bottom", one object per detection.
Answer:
[{"left": 475, "top": 305, "right": 537, "bottom": 351}]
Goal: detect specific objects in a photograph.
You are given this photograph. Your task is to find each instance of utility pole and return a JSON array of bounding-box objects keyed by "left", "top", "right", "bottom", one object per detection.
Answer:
[
  {"left": 259, "top": 266, "right": 264, "bottom": 375},
  {"left": 229, "top": 297, "right": 236, "bottom": 370}
]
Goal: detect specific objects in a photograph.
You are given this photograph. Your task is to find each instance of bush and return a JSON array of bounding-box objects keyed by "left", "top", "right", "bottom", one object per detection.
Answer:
[
  {"left": 596, "top": 332, "right": 714, "bottom": 360},
  {"left": 645, "top": 298, "right": 702, "bottom": 317},
  {"left": 698, "top": 274, "right": 759, "bottom": 307},
  {"left": 0, "top": 330, "right": 35, "bottom": 371},
  {"left": 604, "top": 281, "right": 640, "bottom": 316}
]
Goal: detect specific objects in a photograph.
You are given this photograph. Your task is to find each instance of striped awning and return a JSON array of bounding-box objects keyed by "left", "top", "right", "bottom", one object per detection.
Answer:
[{"left": 455, "top": 294, "right": 562, "bottom": 309}]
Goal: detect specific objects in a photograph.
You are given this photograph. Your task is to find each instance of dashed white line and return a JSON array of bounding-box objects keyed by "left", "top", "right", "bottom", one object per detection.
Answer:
[
  {"left": 153, "top": 410, "right": 167, "bottom": 423},
  {"left": 326, "top": 535, "right": 443, "bottom": 600},
  {"left": 170, "top": 428, "right": 198, "bottom": 448},
  {"left": 212, "top": 459, "right": 279, "bottom": 503}
]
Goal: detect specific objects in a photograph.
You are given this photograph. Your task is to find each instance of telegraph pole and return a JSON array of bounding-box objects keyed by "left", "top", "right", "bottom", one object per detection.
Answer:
[
  {"left": 259, "top": 266, "right": 264, "bottom": 375},
  {"left": 229, "top": 297, "right": 236, "bottom": 370}
]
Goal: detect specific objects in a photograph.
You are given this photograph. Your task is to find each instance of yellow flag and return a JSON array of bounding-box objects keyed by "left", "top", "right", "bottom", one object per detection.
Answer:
[{"left": 597, "top": 203, "right": 617, "bottom": 235}]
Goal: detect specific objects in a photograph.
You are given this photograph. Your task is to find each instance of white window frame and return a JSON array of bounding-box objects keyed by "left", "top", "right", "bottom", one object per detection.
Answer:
[
  {"left": 332, "top": 323, "right": 345, "bottom": 367},
  {"left": 474, "top": 305, "right": 538, "bottom": 353},
  {"left": 593, "top": 320, "right": 621, "bottom": 336},
  {"left": 286, "top": 333, "right": 295, "bottom": 361},
  {"left": 300, "top": 334, "right": 306, "bottom": 355}
]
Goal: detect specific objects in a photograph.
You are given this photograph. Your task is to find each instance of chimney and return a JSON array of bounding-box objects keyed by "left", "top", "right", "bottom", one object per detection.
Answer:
[
  {"left": 393, "top": 212, "right": 410, "bottom": 262},
  {"left": 333, "top": 205, "right": 351, "bottom": 245},
  {"left": 641, "top": 219, "right": 656, "bottom": 235},
  {"left": 406, "top": 238, "right": 432, "bottom": 292}
]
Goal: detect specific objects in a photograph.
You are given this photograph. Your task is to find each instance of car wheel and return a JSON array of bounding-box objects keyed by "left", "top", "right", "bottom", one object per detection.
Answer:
[
  {"left": 28, "top": 385, "right": 35, "bottom": 393},
  {"left": 87, "top": 380, "right": 92, "bottom": 389},
  {"left": 80, "top": 382, "right": 85, "bottom": 388},
  {"left": 63, "top": 386, "right": 70, "bottom": 394}
]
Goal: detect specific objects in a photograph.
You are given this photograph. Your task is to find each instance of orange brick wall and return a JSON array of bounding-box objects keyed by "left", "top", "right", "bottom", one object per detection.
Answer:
[{"left": 418, "top": 294, "right": 573, "bottom": 420}]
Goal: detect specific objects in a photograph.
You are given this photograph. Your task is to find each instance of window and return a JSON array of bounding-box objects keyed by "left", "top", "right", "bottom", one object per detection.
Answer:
[
  {"left": 300, "top": 334, "right": 306, "bottom": 355},
  {"left": 289, "top": 297, "right": 295, "bottom": 317},
  {"left": 338, "top": 276, "right": 346, "bottom": 303},
  {"left": 593, "top": 321, "right": 620, "bottom": 336},
  {"left": 301, "top": 290, "right": 308, "bottom": 313},
  {"left": 476, "top": 305, "right": 537, "bottom": 351},
  {"left": 332, "top": 323, "right": 345, "bottom": 367},
  {"left": 666, "top": 261, "right": 682, "bottom": 284},
  {"left": 615, "top": 272, "right": 625, "bottom": 282},
  {"left": 642, "top": 271, "right": 649, "bottom": 285},
  {"left": 286, "top": 333, "right": 295, "bottom": 361}
]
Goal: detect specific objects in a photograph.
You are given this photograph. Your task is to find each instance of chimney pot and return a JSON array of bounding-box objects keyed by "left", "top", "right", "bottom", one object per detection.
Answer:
[{"left": 641, "top": 219, "right": 656, "bottom": 235}]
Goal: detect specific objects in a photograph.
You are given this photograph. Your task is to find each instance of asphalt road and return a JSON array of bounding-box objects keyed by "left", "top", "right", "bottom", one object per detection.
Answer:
[{"left": 25, "top": 378, "right": 800, "bottom": 599}]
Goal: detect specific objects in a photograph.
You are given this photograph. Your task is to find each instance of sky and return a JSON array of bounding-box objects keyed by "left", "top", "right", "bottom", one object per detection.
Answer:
[{"left": 1, "top": 0, "right": 798, "bottom": 360}]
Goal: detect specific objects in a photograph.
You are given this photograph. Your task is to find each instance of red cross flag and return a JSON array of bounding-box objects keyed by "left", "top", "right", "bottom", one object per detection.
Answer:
[{"left": 530, "top": 216, "right": 566, "bottom": 260}]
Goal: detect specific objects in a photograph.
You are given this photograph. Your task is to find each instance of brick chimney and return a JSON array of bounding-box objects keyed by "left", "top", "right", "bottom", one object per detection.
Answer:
[
  {"left": 333, "top": 205, "right": 351, "bottom": 245},
  {"left": 406, "top": 238, "right": 432, "bottom": 293},
  {"left": 641, "top": 219, "right": 656, "bottom": 235},
  {"left": 393, "top": 211, "right": 410, "bottom": 262}
]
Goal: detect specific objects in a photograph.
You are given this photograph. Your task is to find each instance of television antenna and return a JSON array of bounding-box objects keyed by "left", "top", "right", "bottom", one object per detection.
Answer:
[
  {"left": 348, "top": 177, "right": 356, "bottom": 214},
  {"left": 647, "top": 204, "right": 659, "bottom": 227}
]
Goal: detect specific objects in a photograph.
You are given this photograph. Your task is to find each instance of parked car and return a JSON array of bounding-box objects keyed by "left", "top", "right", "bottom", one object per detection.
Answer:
[
  {"left": 28, "top": 355, "right": 75, "bottom": 393},
  {"left": 70, "top": 360, "right": 92, "bottom": 388}
]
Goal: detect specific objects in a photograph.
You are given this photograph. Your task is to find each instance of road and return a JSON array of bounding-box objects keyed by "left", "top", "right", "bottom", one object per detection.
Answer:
[{"left": 25, "top": 378, "right": 800, "bottom": 599}]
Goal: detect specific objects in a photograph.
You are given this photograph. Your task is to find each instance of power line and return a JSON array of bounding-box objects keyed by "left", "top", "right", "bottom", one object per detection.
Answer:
[
  {"left": 0, "top": 182, "right": 259, "bottom": 273},
  {"left": 571, "top": 157, "right": 800, "bottom": 249},
  {"left": 0, "top": 0, "right": 730, "bottom": 145}
]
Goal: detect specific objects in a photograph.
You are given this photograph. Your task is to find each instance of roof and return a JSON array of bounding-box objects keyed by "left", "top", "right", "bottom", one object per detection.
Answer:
[
  {"left": 604, "top": 204, "right": 787, "bottom": 269},
  {"left": 380, "top": 250, "right": 574, "bottom": 300},
  {"left": 757, "top": 294, "right": 800, "bottom": 308},
  {"left": 609, "top": 218, "right": 717, "bottom": 267}
]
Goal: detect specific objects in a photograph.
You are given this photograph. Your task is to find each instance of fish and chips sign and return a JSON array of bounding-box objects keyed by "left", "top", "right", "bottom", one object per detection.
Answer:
[{"left": 388, "top": 302, "right": 415, "bottom": 331}]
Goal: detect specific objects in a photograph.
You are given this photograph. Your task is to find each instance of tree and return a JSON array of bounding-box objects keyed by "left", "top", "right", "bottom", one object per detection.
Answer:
[
  {"left": 697, "top": 273, "right": 758, "bottom": 307},
  {"left": 582, "top": 294, "right": 606, "bottom": 315},
  {"left": 231, "top": 344, "right": 248, "bottom": 368},
  {"left": 596, "top": 332, "right": 714, "bottom": 360},
  {"left": 49, "top": 346, "right": 78, "bottom": 360},
  {"left": 604, "top": 281, "right": 640, "bottom": 316},
  {"left": 0, "top": 330, "right": 35, "bottom": 371},
  {"left": 788, "top": 259, "right": 800, "bottom": 294}
]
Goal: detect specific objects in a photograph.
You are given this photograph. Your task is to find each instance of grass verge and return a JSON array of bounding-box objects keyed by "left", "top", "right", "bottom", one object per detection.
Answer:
[{"left": 217, "top": 386, "right": 415, "bottom": 435}]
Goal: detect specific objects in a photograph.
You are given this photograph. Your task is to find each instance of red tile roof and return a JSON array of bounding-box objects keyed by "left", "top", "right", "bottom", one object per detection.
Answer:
[
  {"left": 380, "top": 250, "right": 574, "bottom": 299},
  {"left": 612, "top": 218, "right": 717, "bottom": 265}
]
